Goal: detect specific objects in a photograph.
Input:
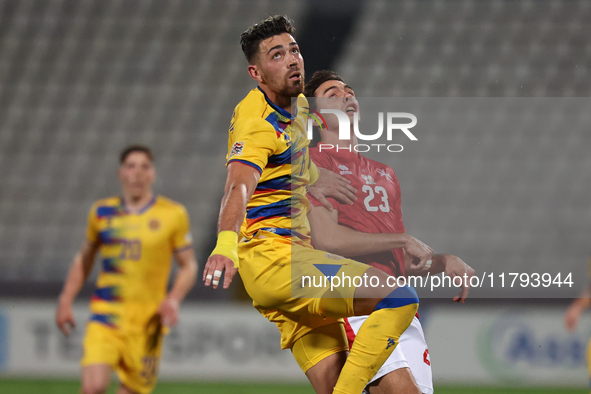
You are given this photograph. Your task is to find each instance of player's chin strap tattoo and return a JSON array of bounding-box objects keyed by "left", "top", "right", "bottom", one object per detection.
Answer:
[{"left": 145, "top": 313, "right": 163, "bottom": 354}]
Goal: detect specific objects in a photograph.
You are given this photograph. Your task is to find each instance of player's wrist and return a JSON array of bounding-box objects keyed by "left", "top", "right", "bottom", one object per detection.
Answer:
[
  {"left": 399, "top": 233, "right": 412, "bottom": 248},
  {"left": 165, "top": 294, "right": 182, "bottom": 305},
  {"left": 210, "top": 230, "right": 239, "bottom": 268},
  {"left": 58, "top": 293, "right": 74, "bottom": 305}
]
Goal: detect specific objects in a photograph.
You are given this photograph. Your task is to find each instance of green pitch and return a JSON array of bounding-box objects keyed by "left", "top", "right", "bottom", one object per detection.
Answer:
[{"left": 0, "top": 379, "right": 587, "bottom": 394}]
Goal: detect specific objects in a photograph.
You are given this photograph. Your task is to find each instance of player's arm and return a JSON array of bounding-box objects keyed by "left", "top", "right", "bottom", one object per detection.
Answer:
[
  {"left": 158, "top": 247, "right": 198, "bottom": 327},
  {"left": 405, "top": 252, "right": 476, "bottom": 303},
  {"left": 308, "top": 204, "right": 433, "bottom": 265},
  {"left": 203, "top": 162, "right": 260, "bottom": 289},
  {"left": 56, "top": 240, "right": 100, "bottom": 336},
  {"left": 564, "top": 281, "right": 591, "bottom": 332},
  {"left": 307, "top": 160, "right": 358, "bottom": 211}
]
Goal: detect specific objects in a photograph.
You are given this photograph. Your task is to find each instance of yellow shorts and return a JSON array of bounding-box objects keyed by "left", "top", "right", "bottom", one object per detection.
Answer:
[
  {"left": 291, "top": 321, "right": 349, "bottom": 373},
  {"left": 238, "top": 231, "right": 369, "bottom": 353},
  {"left": 81, "top": 321, "right": 164, "bottom": 394}
]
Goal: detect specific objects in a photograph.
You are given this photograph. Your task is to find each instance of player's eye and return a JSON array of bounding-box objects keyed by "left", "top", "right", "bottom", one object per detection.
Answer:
[
  {"left": 272, "top": 52, "right": 281, "bottom": 59},
  {"left": 292, "top": 47, "right": 299, "bottom": 54}
]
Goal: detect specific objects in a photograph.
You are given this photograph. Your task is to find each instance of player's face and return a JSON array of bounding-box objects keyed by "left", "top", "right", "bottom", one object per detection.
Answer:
[
  {"left": 118, "top": 152, "right": 155, "bottom": 199},
  {"left": 314, "top": 80, "right": 359, "bottom": 132},
  {"left": 255, "top": 33, "right": 304, "bottom": 97}
]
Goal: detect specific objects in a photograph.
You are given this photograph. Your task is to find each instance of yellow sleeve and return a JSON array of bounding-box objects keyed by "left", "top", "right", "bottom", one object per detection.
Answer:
[
  {"left": 85, "top": 203, "right": 100, "bottom": 244},
  {"left": 227, "top": 115, "right": 279, "bottom": 174},
  {"left": 172, "top": 206, "right": 193, "bottom": 252},
  {"left": 308, "top": 160, "right": 319, "bottom": 185}
]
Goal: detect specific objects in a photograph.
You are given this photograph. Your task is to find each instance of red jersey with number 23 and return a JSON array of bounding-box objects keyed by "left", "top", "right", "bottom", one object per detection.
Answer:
[{"left": 308, "top": 147, "right": 406, "bottom": 277}]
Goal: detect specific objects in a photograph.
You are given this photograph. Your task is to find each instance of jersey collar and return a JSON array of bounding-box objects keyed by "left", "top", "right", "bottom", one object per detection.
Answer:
[
  {"left": 320, "top": 145, "right": 362, "bottom": 162},
  {"left": 257, "top": 86, "right": 298, "bottom": 120},
  {"left": 120, "top": 195, "right": 157, "bottom": 215}
]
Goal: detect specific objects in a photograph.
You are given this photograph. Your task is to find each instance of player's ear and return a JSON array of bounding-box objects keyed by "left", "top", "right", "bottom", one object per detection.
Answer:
[
  {"left": 248, "top": 64, "right": 263, "bottom": 83},
  {"left": 310, "top": 116, "right": 320, "bottom": 128}
]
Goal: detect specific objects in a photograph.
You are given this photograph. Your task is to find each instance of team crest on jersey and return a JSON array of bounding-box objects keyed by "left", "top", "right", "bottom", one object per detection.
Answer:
[
  {"left": 377, "top": 169, "right": 394, "bottom": 183},
  {"left": 361, "top": 174, "right": 376, "bottom": 185},
  {"left": 229, "top": 141, "right": 244, "bottom": 158},
  {"left": 338, "top": 164, "right": 353, "bottom": 175},
  {"left": 149, "top": 219, "right": 160, "bottom": 231}
]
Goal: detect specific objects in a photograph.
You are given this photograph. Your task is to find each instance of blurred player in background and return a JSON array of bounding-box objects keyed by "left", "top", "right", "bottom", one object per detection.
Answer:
[
  {"left": 203, "top": 16, "right": 429, "bottom": 394},
  {"left": 305, "top": 70, "right": 476, "bottom": 394},
  {"left": 564, "top": 260, "right": 591, "bottom": 387},
  {"left": 55, "top": 145, "right": 198, "bottom": 394}
]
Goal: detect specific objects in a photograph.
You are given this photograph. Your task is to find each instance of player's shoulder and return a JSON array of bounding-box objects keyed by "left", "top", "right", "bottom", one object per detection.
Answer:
[
  {"left": 154, "top": 196, "right": 187, "bottom": 213},
  {"left": 233, "top": 88, "right": 275, "bottom": 127},
  {"left": 87, "top": 196, "right": 123, "bottom": 218},
  {"left": 92, "top": 196, "right": 121, "bottom": 207},
  {"left": 364, "top": 156, "right": 395, "bottom": 173}
]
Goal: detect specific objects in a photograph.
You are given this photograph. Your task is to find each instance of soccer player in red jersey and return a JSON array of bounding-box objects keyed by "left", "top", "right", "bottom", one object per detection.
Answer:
[{"left": 305, "top": 70, "right": 476, "bottom": 394}]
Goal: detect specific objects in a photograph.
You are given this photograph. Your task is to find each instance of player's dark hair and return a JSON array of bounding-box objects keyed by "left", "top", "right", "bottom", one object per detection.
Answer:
[
  {"left": 119, "top": 144, "right": 154, "bottom": 164},
  {"left": 303, "top": 70, "right": 345, "bottom": 98},
  {"left": 241, "top": 15, "right": 296, "bottom": 64}
]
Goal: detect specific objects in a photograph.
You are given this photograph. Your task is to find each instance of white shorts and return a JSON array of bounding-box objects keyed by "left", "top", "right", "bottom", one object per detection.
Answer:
[{"left": 345, "top": 315, "right": 433, "bottom": 394}]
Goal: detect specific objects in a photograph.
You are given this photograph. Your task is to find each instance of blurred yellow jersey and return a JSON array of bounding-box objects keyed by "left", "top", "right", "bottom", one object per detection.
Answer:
[
  {"left": 227, "top": 87, "right": 313, "bottom": 243},
  {"left": 86, "top": 195, "right": 192, "bottom": 333}
]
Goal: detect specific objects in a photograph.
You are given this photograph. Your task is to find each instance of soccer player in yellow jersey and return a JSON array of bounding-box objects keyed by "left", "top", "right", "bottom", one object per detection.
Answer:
[
  {"left": 203, "top": 16, "right": 431, "bottom": 394},
  {"left": 55, "top": 145, "right": 198, "bottom": 394}
]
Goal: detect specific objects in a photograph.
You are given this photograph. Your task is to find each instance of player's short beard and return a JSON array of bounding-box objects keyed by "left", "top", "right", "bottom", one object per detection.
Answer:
[
  {"left": 281, "top": 74, "right": 304, "bottom": 97},
  {"left": 263, "top": 69, "right": 305, "bottom": 98}
]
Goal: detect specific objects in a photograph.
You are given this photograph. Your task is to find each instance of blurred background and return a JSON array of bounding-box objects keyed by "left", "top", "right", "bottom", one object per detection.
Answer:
[{"left": 0, "top": 0, "right": 590, "bottom": 392}]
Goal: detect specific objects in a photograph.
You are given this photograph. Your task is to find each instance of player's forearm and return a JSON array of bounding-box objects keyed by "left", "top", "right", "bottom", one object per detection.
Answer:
[
  {"left": 168, "top": 260, "right": 197, "bottom": 303},
  {"left": 571, "top": 288, "right": 591, "bottom": 310},
  {"left": 58, "top": 254, "right": 90, "bottom": 304},
  {"left": 59, "top": 242, "right": 98, "bottom": 304},
  {"left": 218, "top": 178, "right": 254, "bottom": 233},
  {"left": 315, "top": 226, "right": 409, "bottom": 257}
]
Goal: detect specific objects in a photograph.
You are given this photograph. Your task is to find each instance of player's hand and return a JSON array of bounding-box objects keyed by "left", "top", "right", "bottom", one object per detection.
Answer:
[
  {"left": 158, "top": 297, "right": 180, "bottom": 327},
  {"left": 403, "top": 235, "right": 434, "bottom": 270},
  {"left": 203, "top": 254, "right": 238, "bottom": 290},
  {"left": 308, "top": 167, "right": 357, "bottom": 211},
  {"left": 55, "top": 299, "right": 76, "bottom": 337},
  {"left": 441, "top": 254, "right": 476, "bottom": 303},
  {"left": 564, "top": 304, "right": 582, "bottom": 332}
]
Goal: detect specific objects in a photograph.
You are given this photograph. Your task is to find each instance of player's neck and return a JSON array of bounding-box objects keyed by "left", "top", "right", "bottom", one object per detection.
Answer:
[
  {"left": 258, "top": 84, "right": 292, "bottom": 114},
  {"left": 321, "top": 128, "right": 360, "bottom": 156},
  {"left": 122, "top": 191, "right": 154, "bottom": 213}
]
